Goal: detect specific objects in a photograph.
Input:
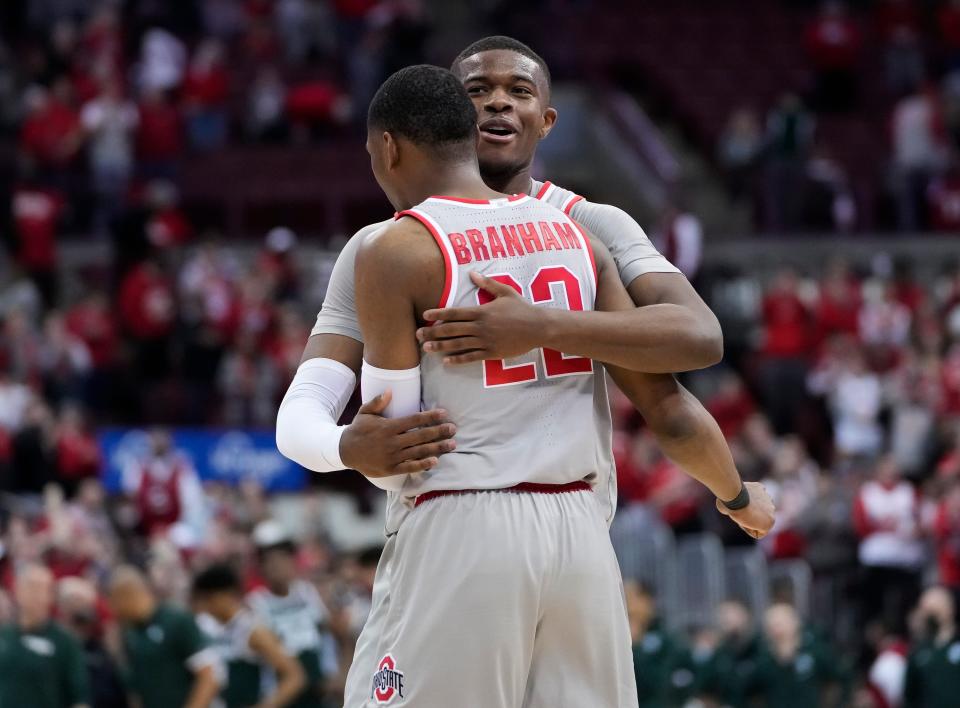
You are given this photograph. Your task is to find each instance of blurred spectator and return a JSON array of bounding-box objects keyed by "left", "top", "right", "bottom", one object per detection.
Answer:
[
  {"left": 876, "top": 0, "right": 924, "bottom": 97},
  {"left": 57, "top": 576, "right": 129, "bottom": 708},
  {"left": 804, "top": 1, "right": 863, "bottom": 111},
  {"left": 182, "top": 40, "right": 230, "bottom": 152},
  {"left": 136, "top": 28, "right": 186, "bottom": 94},
  {"left": 118, "top": 257, "right": 175, "bottom": 380},
  {"left": 704, "top": 600, "right": 763, "bottom": 706},
  {"left": 933, "top": 480, "right": 960, "bottom": 591},
  {"left": 260, "top": 227, "right": 302, "bottom": 302},
  {"left": 18, "top": 80, "right": 83, "bottom": 175},
  {"left": 927, "top": 163, "right": 960, "bottom": 232},
  {"left": 759, "top": 269, "right": 814, "bottom": 434},
  {"left": 761, "top": 436, "right": 818, "bottom": 559},
  {"left": 859, "top": 281, "right": 912, "bottom": 367},
  {"left": 741, "top": 603, "right": 848, "bottom": 707},
  {"left": 815, "top": 259, "right": 862, "bottom": 347},
  {"left": 854, "top": 455, "right": 925, "bottom": 634},
  {"left": 718, "top": 107, "right": 763, "bottom": 202},
  {"left": 890, "top": 83, "right": 949, "bottom": 231},
  {"left": 626, "top": 581, "right": 692, "bottom": 708},
  {"left": 192, "top": 563, "right": 306, "bottom": 708},
  {"left": 246, "top": 66, "right": 288, "bottom": 142},
  {"left": 135, "top": 89, "right": 184, "bottom": 180},
  {"left": 217, "top": 331, "right": 280, "bottom": 427},
  {"left": 120, "top": 429, "right": 206, "bottom": 540},
  {"left": 38, "top": 310, "right": 92, "bottom": 405},
  {"left": 248, "top": 520, "right": 335, "bottom": 707},
  {"left": 886, "top": 347, "right": 940, "bottom": 477},
  {"left": 9, "top": 398, "right": 58, "bottom": 494},
  {"left": 0, "top": 564, "right": 90, "bottom": 708},
  {"left": 55, "top": 405, "right": 101, "bottom": 496},
  {"left": 810, "top": 341, "right": 883, "bottom": 458},
  {"left": 144, "top": 180, "right": 193, "bottom": 249},
  {"left": 764, "top": 94, "right": 815, "bottom": 231},
  {"left": 867, "top": 633, "right": 908, "bottom": 708},
  {"left": 65, "top": 291, "right": 119, "bottom": 373},
  {"left": 940, "top": 0, "right": 960, "bottom": 70},
  {"left": 109, "top": 566, "right": 221, "bottom": 708},
  {"left": 276, "top": 0, "right": 337, "bottom": 65},
  {"left": 286, "top": 78, "right": 351, "bottom": 140},
  {"left": 804, "top": 143, "right": 857, "bottom": 231},
  {"left": 12, "top": 169, "right": 66, "bottom": 310},
  {"left": 80, "top": 80, "right": 138, "bottom": 233},
  {"left": 657, "top": 203, "right": 702, "bottom": 282},
  {"left": 903, "top": 586, "right": 960, "bottom": 708}
]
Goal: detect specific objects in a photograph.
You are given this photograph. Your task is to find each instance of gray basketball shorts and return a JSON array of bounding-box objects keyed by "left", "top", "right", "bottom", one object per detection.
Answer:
[{"left": 342, "top": 487, "right": 638, "bottom": 708}]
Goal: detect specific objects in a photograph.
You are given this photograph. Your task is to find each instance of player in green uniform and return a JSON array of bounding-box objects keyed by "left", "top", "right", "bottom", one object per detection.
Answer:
[
  {"left": 904, "top": 586, "right": 960, "bottom": 708},
  {"left": 192, "top": 563, "right": 305, "bottom": 708},
  {"left": 740, "top": 604, "right": 849, "bottom": 708},
  {"left": 109, "top": 566, "right": 221, "bottom": 708},
  {"left": 247, "top": 522, "right": 333, "bottom": 708},
  {"left": 0, "top": 564, "right": 90, "bottom": 708}
]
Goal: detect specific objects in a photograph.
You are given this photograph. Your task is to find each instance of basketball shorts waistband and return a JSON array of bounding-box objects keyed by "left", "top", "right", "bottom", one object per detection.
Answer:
[{"left": 413, "top": 480, "right": 591, "bottom": 508}]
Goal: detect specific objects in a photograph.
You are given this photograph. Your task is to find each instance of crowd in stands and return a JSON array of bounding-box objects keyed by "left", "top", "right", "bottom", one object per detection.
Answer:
[{"left": 717, "top": 0, "right": 960, "bottom": 233}]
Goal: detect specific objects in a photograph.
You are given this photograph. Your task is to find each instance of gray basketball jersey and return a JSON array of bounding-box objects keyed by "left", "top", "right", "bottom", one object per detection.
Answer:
[{"left": 382, "top": 194, "right": 611, "bottom": 530}]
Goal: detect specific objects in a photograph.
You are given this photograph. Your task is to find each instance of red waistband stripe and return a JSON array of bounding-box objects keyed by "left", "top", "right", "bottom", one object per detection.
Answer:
[{"left": 414, "top": 480, "right": 591, "bottom": 507}]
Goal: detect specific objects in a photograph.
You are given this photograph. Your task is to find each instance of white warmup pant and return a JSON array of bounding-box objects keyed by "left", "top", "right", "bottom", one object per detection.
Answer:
[{"left": 342, "top": 488, "right": 638, "bottom": 708}]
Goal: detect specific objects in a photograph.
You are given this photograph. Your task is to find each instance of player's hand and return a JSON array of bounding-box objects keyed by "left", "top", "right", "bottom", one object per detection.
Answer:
[
  {"left": 418, "top": 272, "right": 541, "bottom": 364},
  {"left": 340, "top": 390, "right": 457, "bottom": 477},
  {"left": 715, "top": 482, "right": 776, "bottom": 540}
]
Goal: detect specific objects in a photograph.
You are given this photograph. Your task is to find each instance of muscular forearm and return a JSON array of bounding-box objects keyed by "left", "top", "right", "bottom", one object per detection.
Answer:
[
  {"left": 609, "top": 368, "right": 741, "bottom": 500},
  {"left": 539, "top": 304, "right": 722, "bottom": 373}
]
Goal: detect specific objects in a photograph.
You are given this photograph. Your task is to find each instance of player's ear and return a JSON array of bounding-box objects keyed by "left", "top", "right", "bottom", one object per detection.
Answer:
[
  {"left": 383, "top": 131, "right": 400, "bottom": 170},
  {"left": 539, "top": 107, "right": 558, "bottom": 140}
]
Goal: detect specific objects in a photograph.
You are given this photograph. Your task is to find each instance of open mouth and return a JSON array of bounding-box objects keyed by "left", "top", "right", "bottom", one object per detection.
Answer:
[{"left": 479, "top": 120, "right": 518, "bottom": 144}]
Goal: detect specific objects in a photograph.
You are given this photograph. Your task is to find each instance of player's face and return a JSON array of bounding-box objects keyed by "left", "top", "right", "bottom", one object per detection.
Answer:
[{"left": 457, "top": 50, "right": 556, "bottom": 183}]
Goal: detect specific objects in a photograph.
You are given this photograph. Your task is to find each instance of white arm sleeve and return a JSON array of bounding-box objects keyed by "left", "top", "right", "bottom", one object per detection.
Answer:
[
  {"left": 275, "top": 358, "right": 357, "bottom": 472},
  {"left": 360, "top": 360, "right": 422, "bottom": 491}
]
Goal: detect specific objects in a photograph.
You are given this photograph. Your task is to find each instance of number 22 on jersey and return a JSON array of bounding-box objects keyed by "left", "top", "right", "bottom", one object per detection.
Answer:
[{"left": 478, "top": 266, "right": 594, "bottom": 388}]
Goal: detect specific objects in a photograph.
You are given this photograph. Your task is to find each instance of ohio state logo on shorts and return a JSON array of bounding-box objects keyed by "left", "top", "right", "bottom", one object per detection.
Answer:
[{"left": 371, "top": 653, "right": 405, "bottom": 704}]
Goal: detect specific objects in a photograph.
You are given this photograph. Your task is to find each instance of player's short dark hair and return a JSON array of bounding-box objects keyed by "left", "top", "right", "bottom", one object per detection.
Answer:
[
  {"left": 192, "top": 563, "right": 242, "bottom": 596},
  {"left": 367, "top": 65, "right": 477, "bottom": 159},
  {"left": 451, "top": 36, "right": 551, "bottom": 92}
]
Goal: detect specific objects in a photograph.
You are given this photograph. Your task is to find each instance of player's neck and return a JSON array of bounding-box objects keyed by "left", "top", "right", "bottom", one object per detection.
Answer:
[
  {"left": 480, "top": 165, "right": 533, "bottom": 197},
  {"left": 412, "top": 161, "right": 502, "bottom": 204}
]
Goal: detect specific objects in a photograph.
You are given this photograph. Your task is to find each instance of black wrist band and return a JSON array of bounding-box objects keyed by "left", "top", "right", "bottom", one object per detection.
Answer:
[{"left": 721, "top": 484, "right": 750, "bottom": 511}]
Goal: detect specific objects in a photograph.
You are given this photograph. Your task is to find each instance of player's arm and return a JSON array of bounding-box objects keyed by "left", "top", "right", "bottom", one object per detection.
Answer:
[
  {"left": 353, "top": 218, "right": 447, "bottom": 478},
  {"left": 276, "top": 230, "right": 455, "bottom": 478},
  {"left": 248, "top": 626, "right": 306, "bottom": 708},
  {"left": 419, "top": 207, "right": 722, "bottom": 373},
  {"left": 606, "top": 366, "right": 774, "bottom": 538},
  {"left": 418, "top": 236, "right": 693, "bottom": 373}
]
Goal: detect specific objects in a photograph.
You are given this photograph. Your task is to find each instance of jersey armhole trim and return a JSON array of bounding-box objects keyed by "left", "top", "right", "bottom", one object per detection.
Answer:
[
  {"left": 395, "top": 209, "right": 456, "bottom": 309},
  {"left": 534, "top": 181, "right": 554, "bottom": 200},
  {"left": 563, "top": 194, "right": 584, "bottom": 214}
]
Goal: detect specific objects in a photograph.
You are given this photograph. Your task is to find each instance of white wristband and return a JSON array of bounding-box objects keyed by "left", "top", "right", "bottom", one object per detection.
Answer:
[
  {"left": 276, "top": 358, "right": 356, "bottom": 472},
  {"left": 360, "top": 360, "right": 422, "bottom": 492}
]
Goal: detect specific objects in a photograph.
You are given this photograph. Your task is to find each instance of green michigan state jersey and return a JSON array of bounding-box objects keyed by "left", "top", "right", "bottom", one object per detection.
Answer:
[
  {"left": 247, "top": 580, "right": 329, "bottom": 707},
  {"left": 199, "top": 609, "right": 265, "bottom": 708},
  {"left": 123, "top": 604, "right": 218, "bottom": 708},
  {"left": 0, "top": 621, "right": 89, "bottom": 708}
]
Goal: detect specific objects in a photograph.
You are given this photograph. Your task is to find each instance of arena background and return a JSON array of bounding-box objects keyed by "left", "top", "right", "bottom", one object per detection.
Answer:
[{"left": 0, "top": 0, "right": 959, "bottom": 706}]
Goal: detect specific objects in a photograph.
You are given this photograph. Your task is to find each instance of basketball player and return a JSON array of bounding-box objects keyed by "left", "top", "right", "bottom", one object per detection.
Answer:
[
  {"left": 276, "top": 36, "right": 773, "bottom": 534},
  {"left": 353, "top": 62, "right": 652, "bottom": 707},
  {"left": 275, "top": 37, "right": 775, "bottom": 706}
]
